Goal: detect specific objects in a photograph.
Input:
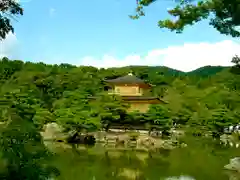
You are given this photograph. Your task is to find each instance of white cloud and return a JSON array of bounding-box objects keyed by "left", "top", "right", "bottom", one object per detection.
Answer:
[
  {"left": 1, "top": 34, "right": 239, "bottom": 72},
  {"left": 49, "top": 8, "right": 56, "bottom": 18},
  {"left": 79, "top": 40, "right": 240, "bottom": 72},
  {"left": 0, "top": 33, "right": 19, "bottom": 59}
]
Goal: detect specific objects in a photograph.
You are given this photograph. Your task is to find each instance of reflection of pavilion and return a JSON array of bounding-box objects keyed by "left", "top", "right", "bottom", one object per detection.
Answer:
[{"left": 104, "top": 72, "right": 164, "bottom": 113}]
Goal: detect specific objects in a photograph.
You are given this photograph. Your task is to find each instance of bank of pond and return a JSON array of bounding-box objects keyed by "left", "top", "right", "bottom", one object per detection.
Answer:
[{"left": 39, "top": 123, "right": 240, "bottom": 179}]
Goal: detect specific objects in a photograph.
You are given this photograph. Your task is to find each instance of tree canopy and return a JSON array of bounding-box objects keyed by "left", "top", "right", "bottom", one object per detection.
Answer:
[
  {"left": 0, "top": 57, "right": 239, "bottom": 136},
  {"left": 132, "top": 0, "right": 240, "bottom": 37},
  {"left": 0, "top": 0, "right": 23, "bottom": 40}
]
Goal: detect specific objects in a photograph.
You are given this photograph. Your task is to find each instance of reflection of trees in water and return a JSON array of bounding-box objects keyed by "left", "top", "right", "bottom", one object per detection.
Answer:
[
  {"left": 53, "top": 137, "right": 240, "bottom": 180},
  {"left": 142, "top": 151, "right": 171, "bottom": 179},
  {"left": 62, "top": 143, "right": 172, "bottom": 179},
  {"left": 103, "top": 150, "right": 145, "bottom": 179},
  {"left": 158, "top": 148, "right": 171, "bottom": 157},
  {"left": 102, "top": 150, "right": 171, "bottom": 180},
  {"left": 53, "top": 148, "right": 170, "bottom": 180}
]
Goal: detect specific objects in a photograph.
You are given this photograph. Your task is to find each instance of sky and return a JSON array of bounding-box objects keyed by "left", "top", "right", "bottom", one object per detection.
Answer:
[{"left": 0, "top": 0, "right": 240, "bottom": 72}]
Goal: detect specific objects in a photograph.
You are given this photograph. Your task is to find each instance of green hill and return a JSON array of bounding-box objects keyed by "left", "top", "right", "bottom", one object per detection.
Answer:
[
  {"left": 0, "top": 57, "right": 239, "bottom": 134},
  {"left": 187, "top": 66, "right": 228, "bottom": 77}
]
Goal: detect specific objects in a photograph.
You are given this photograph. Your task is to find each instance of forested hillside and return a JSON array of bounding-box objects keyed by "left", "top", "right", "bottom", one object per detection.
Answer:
[
  {"left": 0, "top": 56, "right": 240, "bottom": 134},
  {"left": 188, "top": 66, "right": 227, "bottom": 76},
  {"left": 0, "top": 56, "right": 240, "bottom": 178}
]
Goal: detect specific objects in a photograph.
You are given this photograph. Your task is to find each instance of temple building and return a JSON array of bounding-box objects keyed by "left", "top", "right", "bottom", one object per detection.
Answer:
[{"left": 104, "top": 72, "right": 163, "bottom": 113}]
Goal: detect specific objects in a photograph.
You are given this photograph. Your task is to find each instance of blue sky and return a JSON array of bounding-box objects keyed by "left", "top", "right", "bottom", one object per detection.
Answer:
[{"left": 1, "top": 0, "right": 240, "bottom": 71}]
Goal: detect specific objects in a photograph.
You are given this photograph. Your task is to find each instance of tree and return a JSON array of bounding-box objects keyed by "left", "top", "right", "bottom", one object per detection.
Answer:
[
  {"left": 232, "top": 55, "right": 240, "bottom": 67},
  {"left": 1, "top": 58, "right": 240, "bottom": 138},
  {"left": 231, "top": 55, "right": 240, "bottom": 74},
  {"left": 32, "top": 107, "right": 55, "bottom": 130},
  {"left": 53, "top": 90, "right": 101, "bottom": 132},
  {"left": 90, "top": 93, "right": 128, "bottom": 131},
  {"left": 147, "top": 104, "right": 172, "bottom": 136},
  {"left": 132, "top": 0, "right": 240, "bottom": 37},
  {"left": 207, "top": 106, "right": 237, "bottom": 138},
  {"left": 125, "top": 111, "right": 148, "bottom": 129},
  {"left": 0, "top": 57, "right": 24, "bottom": 84},
  {"left": 0, "top": 0, "right": 23, "bottom": 40},
  {"left": 186, "top": 109, "right": 210, "bottom": 137},
  {"left": 172, "top": 107, "right": 191, "bottom": 126},
  {"left": 0, "top": 90, "right": 59, "bottom": 179}
]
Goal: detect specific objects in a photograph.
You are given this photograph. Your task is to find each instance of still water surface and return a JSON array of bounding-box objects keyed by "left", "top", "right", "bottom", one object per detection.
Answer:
[{"left": 51, "top": 137, "right": 240, "bottom": 180}]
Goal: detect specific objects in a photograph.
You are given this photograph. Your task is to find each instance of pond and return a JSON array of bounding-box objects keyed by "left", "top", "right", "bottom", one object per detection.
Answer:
[{"left": 50, "top": 137, "right": 240, "bottom": 180}]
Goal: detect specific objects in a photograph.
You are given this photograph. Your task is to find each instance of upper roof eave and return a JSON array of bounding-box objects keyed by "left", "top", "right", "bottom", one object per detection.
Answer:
[{"left": 104, "top": 77, "right": 150, "bottom": 85}]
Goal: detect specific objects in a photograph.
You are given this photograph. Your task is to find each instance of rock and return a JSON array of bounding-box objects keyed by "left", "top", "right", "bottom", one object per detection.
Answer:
[
  {"left": 66, "top": 131, "right": 83, "bottom": 143},
  {"left": 221, "top": 134, "right": 231, "bottom": 145},
  {"left": 127, "top": 140, "right": 137, "bottom": 148},
  {"left": 170, "top": 129, "right": 185, "bottom": 138},
  {"left": 220, "top": 134, "right": 239, "bottom": 147},
  {"left": 137, "top": 137, "right": 156, "bottom": 148},
  {"left": 66, "top": 131, "right": 96, "bottom": 145},
  {"left": 84, "top": 134, "right": 96, "bottom": 145},
  {"left": 117, "top": 134, "right": 129, "bottom": 142},
  {"left": 116, "top": 136, "right": 125, "bottom": 146},
  {"left": 95, "top": 131, "right": 106, "bottom": 142},
  {"left": 105, "top": 134, "right": 118, "bottom": 143},
  {"left": 40, "top": 123, "right": 65, "bottom": 141},
  {"left": 161, "top": 140, "right": 178, "bottom": 150},
  {"left": 224, "top": 157, "right": 240, "bottom": 172},
  {"left": 180, "top": 143, "right": 188, "bottom": 148},
  {"left": 150, "top": 130, "right": 161, "bottom": 137}
]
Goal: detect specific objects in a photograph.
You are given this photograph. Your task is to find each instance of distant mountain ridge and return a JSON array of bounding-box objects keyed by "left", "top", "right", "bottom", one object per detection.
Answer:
[
  {"left": 0, "top": 57, "right": 230, "bottom": 80},
  {"left": 125, "top": 65, "right": 228, "bottom": 78},
  {"left": 187, "top": 66, "right": 229, "bottom": 77}
]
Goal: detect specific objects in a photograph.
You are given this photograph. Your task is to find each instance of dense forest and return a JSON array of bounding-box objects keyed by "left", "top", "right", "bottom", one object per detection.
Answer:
[
  {"left": 2, "top": 0, "right": 240, "bottom": 179},
  {"left": 0, "top": 56, "right": 240, "bottom": 133},
  {"left": 0, "top": 56, "right": 240, "bottom": 179}
]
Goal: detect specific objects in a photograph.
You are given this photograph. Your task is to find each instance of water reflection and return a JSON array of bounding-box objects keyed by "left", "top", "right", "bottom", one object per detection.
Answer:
[
  {"left": 165, "top": 176, "right": 195, "bottom": 180},
  {"left": 50, "top": 136, "right": 240, "bottom": 180}
]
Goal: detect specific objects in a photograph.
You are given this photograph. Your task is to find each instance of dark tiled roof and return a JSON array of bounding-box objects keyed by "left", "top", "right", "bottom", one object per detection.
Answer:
[{"left": 104, "top": 73, "right": 147, "bottom": 84}]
